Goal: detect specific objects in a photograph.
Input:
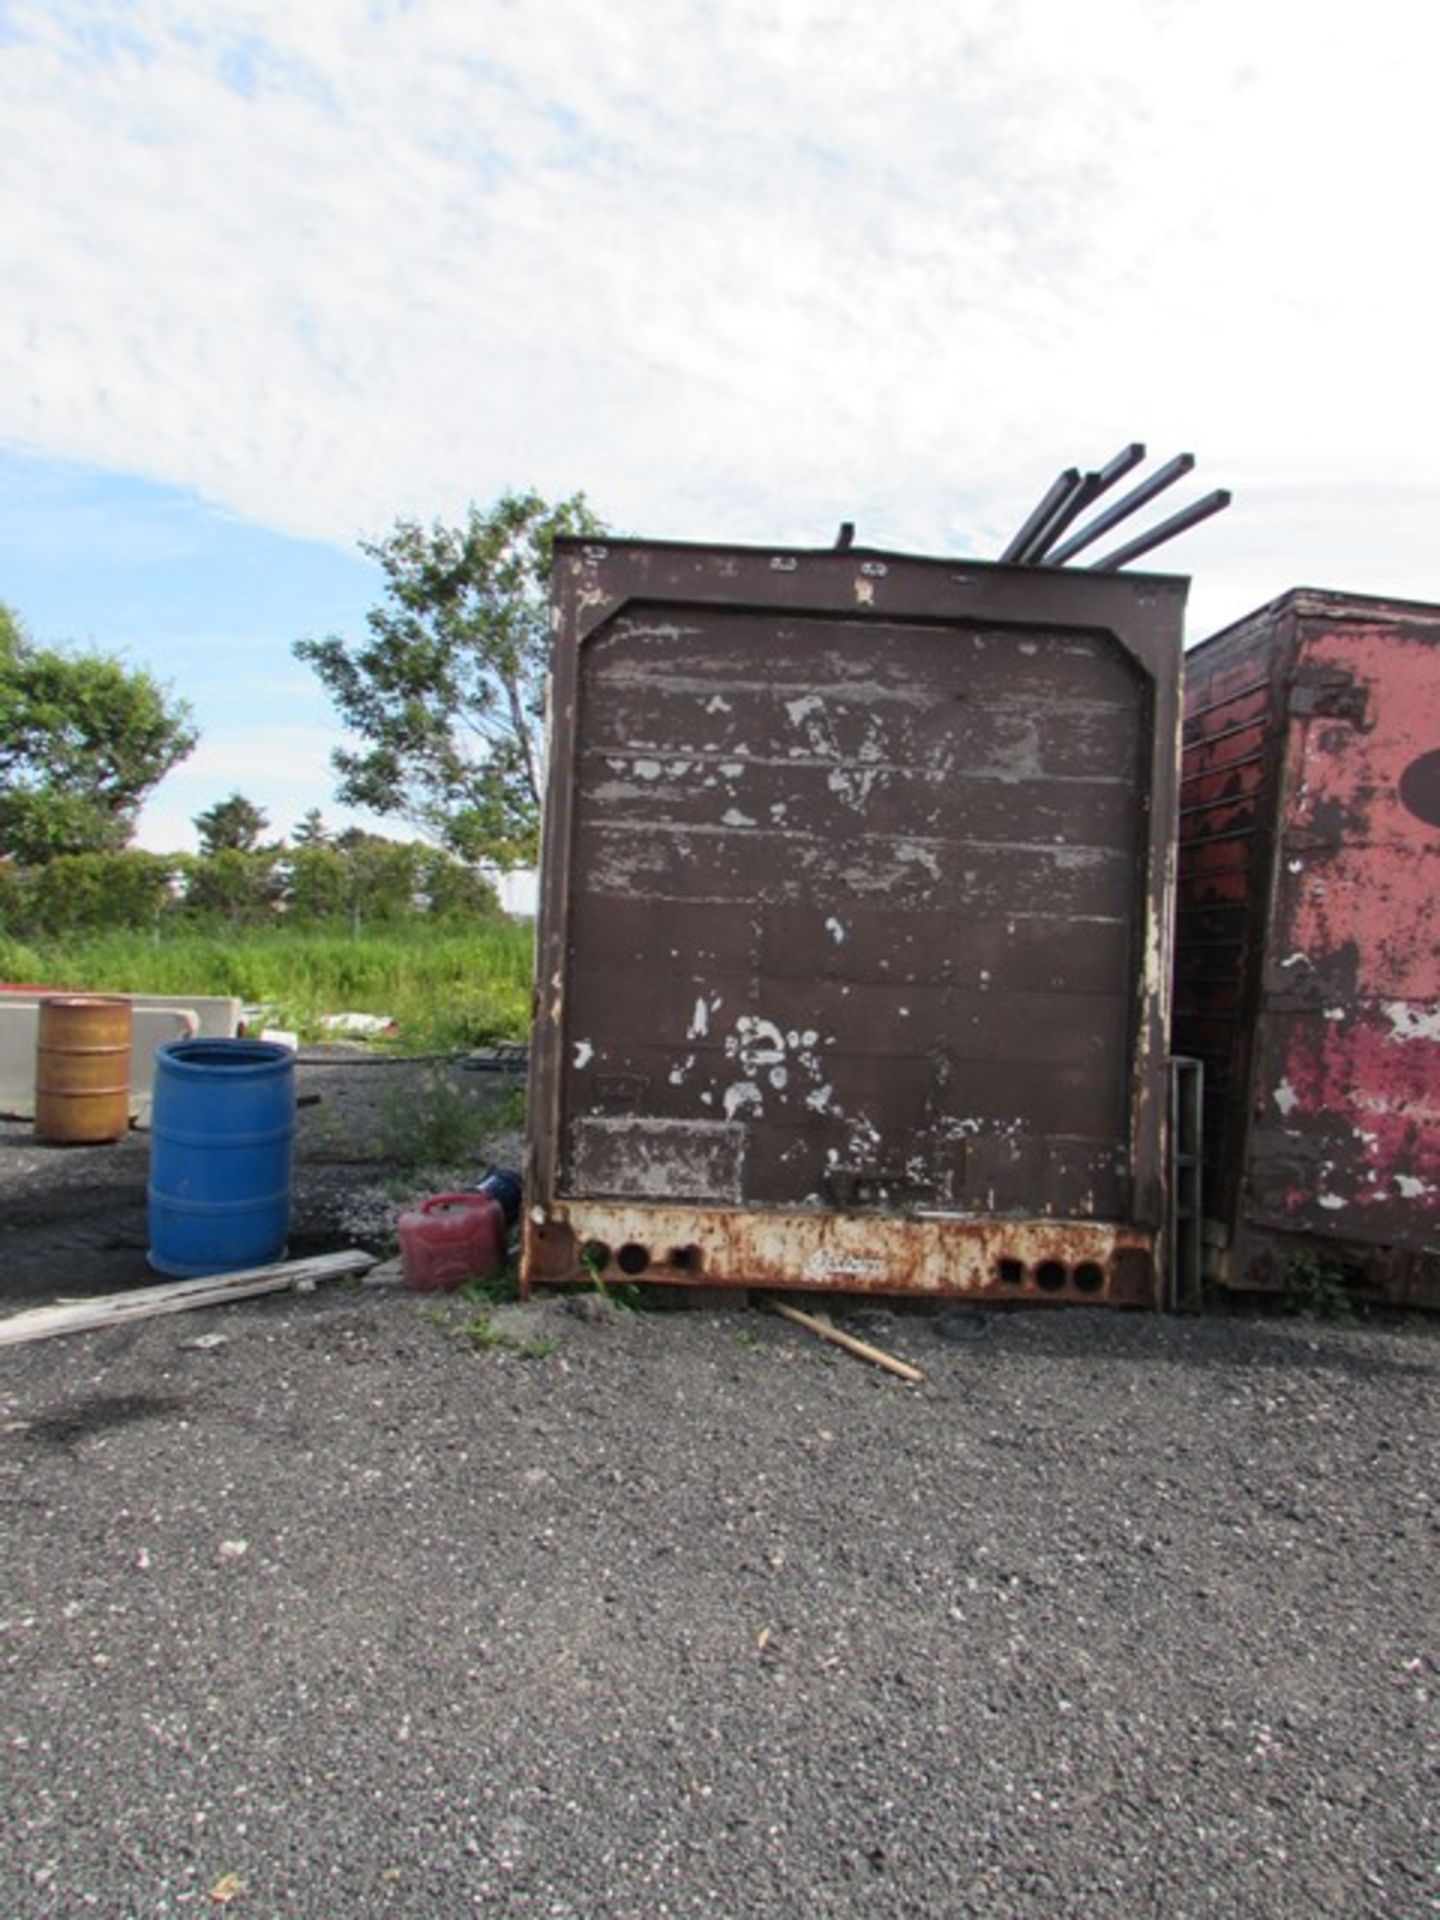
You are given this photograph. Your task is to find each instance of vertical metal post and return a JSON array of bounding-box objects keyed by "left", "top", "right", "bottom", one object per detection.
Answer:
[{"left": 1168, "top": 1056, "right": 1204, "bottom": 1310}]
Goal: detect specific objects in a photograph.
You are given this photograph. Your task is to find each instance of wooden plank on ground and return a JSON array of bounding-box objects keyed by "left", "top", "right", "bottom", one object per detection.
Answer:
[
  {"left": 0, "top": 1250, "right": 376, "bottom": 1350},
  {"left": 764, "top": 1298, "right": 926, "bottom": 1383}
]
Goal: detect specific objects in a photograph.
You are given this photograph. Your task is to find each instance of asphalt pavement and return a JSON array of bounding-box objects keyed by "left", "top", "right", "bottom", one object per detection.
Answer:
[{"left": 3, "top": 1285, "right": 1436, "bottom": 1919}]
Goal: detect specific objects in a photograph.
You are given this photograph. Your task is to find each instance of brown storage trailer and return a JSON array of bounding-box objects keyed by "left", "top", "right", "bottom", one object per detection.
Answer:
[
  {"left": 524, "top": 538, "right": 1186, "bottom": 1306},
  {"left": 1175, "top": 588, "right": 1440, "bottom": 1306}
]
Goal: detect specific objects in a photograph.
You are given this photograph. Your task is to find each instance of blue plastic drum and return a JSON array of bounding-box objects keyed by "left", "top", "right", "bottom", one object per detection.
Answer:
[{"left": 148, "top": 1038, "right": 296, "bottom": 1277}]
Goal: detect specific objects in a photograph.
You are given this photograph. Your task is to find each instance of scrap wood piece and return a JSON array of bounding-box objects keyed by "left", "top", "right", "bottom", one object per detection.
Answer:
[
  {"left": 763, "top": 1298, "right": 926, "bottom": 1384},
  {"left": 0, "top": 1250, "right": 376, "bottom": 1351}
]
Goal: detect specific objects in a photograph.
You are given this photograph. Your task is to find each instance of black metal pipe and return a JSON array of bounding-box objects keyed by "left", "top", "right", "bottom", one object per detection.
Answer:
[
  {"left": 1014, "top": 473, "right": 1095, "bottom": 565},
  {"left": 1021, "top": 442, "right": 1147, "bottom": 563},
  {"left": 999, "top": 468, "right": 1081, "bottom": 564},
  {"left": 1094, "top": 441, "right": 1148, "bottom": 492},
  {"left": 1089, "top": 489, "right": 1232, "bottom": 572},
  {"left": 1045, "top": 452, "right": 1195, "bottom": 566}
]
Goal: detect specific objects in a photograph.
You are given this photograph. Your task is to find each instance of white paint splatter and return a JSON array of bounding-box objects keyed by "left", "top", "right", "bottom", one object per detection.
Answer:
[
  {"left": 785, "top": 694, "right": 823, "bottom": 726},
  {"left": 825, "top": 917, "right": 846, "bottom": 945},
  {"left": 896, "top": 840, "right": 941, "bottom": 879},
  {"left": 721, "top": 807, "right": 756, "bottom": 828},
  {"left": 633, "top": 758, "right": 663, "bottom": 781},
  {"left": 806, "top": 1085, "right": 835, "bottom": 1113},
  {"left": 1381, "top": 1000, "right": 1440, "bottom": 1043},
  {"left": 734, "top": 1015, "right": 786, "bottom": 1066},
  {"left": 723, "top": 1081, "right": 763, "bottom": 1120},
  {"left": 704, "top": 694, "right": 732, "bottom": 714},
  {"left": 720, "top": 761, "right": 745, "bottom": 778},
  {"left": 1394, "top": 1174, "right": 1428, "bottom": 1199},
  {"left": 573, "top": 1040, "right": 594, "bottom": 1070},
  {"left": 1318, "top": 1194, "right": 1347, "bottom": 1211},
  {"left": 1274, "top": 1079, "right": 1300, "bottom": 1116},
  {"left": 827, "top": 765, "right": 880, "bottom": 808},
  {"left": 769, "top": 1066, "right": 789, "bottom": 1090},
  {"left": 688, "top": 998, "right": 710, "bottom": 1039}
]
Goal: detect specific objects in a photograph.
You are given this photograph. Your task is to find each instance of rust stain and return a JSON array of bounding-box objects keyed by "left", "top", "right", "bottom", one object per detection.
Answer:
[{"left": 525, "top": 1201, "right": 1158, "bottom": 1307}]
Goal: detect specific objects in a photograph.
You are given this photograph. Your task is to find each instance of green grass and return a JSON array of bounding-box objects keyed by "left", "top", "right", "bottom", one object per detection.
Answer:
[
  {"left": 3, "top": 921, "right": 534, "bottom": 1052},
  {"left": 460, "top": 1310, "right": 555, "bottom": 1359}
]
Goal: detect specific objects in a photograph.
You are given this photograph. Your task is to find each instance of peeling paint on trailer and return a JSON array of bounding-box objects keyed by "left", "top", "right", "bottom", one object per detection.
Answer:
[
  {"left": 1175, "top": 589, "right": 1440, "bottom": 1305},
  {"left": 525, "top": 539, "right": 1185, "bottom": 1304}
]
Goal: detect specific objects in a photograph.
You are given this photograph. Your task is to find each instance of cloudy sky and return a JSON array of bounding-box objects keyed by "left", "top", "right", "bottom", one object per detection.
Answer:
[{"left": 2, "top": 0, "right": 1436, "bottom": 853}]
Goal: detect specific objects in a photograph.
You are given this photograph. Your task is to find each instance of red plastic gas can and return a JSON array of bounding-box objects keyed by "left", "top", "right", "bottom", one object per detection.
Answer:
[{"left": 397, "top": 1192, "right": 506, "bottom": 1292}]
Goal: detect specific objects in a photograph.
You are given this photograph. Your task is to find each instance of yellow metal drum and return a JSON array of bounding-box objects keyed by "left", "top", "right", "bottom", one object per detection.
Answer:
[{"left": 34, "top": 995, "right": 132, "bottom": 1144}]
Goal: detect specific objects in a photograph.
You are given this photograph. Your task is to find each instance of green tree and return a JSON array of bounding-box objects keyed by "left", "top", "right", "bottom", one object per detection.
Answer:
[
  {"left": 0, "top": 850, "right": 177, "bottom": 938},
  {"left": 0, "top": 602, "right": 197, "bottom": 864},
  {"left": 194, "top": 790, "right": 270, "bottom": 856},
  {"left": 294, "top": 489, "right": 605, "bottom": 868},
  {"left": 336, "top": 832, "right": 420, "bottom": 929},
  {"left": 181, "top": 848, "right": 283, "bottom": 924},
  {"left": 292, "top": 806, "right": 330, "bottom": 846},
  {"left": 414, "top": 845, "right": 501, "bottom": 920},
  {"left": 285, "top": 842, "right": 348, "bottom": 921}
]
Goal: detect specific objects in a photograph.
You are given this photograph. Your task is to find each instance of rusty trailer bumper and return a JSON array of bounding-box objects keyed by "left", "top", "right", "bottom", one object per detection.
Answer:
[{"left": 524, "top": 1201, "right": 1159, "bottom": 1308}]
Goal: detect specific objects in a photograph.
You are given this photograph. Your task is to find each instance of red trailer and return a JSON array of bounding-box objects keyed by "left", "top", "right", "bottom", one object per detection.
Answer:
[{"left": 1176, "top": 588, "right": 1440, "bottom": 1306}]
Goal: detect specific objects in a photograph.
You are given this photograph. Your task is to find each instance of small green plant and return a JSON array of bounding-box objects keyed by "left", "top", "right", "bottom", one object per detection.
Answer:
[
  {"left": 461, "top": 1308, "right": 554, "bottom": 1358},
  {"left": 490, "top": 1084, "right": 527, "bottom": 1133},
  {"left": 459, "top": 1262, "right": 519, "bottom": 1307},
  {"left": 579, "top": 1240, "right": 622, "bottom": 1305},
  {"left": 735, "top": 1324, "right": 768, "bottom": 1352},
  {"left": 1283, "top": 1251, "right": 1355, "bottom": 1321},
  {"left": 0, "top": 933, "right": 44, "bottom": 980},
  {"left": 374, "top": 1070, "right": 492, "bottom": 1169}
]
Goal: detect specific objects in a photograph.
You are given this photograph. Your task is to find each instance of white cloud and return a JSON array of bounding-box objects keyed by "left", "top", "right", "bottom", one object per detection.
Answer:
[
  {"left": 2, "top": 0, "right": 1439, "bottom": 639},
  {"left": 133, "top": 719, "right": 393, "bottom": 853}
]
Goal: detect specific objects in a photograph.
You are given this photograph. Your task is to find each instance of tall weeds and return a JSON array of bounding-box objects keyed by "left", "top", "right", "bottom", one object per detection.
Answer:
[{"left": 3, "top": 923, "right": 534, "bottom": 1051}]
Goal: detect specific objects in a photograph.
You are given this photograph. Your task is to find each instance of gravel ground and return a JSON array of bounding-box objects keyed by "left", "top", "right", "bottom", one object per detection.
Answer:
[{"left": 1, "top": 1062, "right": 1438, "bottom": 1918}]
